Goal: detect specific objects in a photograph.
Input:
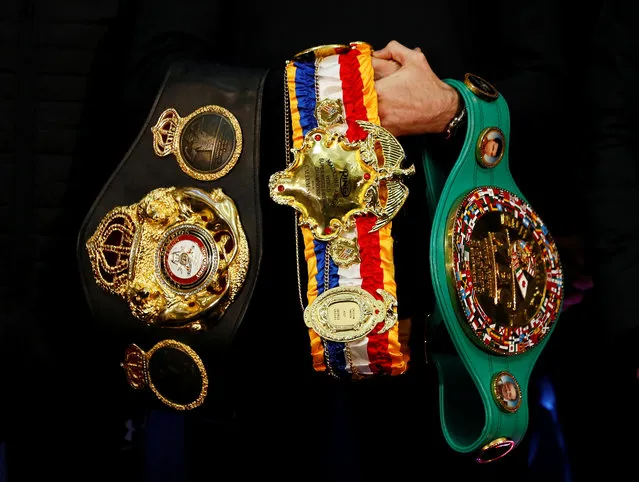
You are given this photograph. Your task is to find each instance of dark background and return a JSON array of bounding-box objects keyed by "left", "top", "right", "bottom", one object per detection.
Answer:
[{"left": 0, "top": 1, "right": 624, "bottom": 481}]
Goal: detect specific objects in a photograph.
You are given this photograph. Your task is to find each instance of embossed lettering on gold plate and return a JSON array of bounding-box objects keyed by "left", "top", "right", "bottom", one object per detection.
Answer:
[
  {"left": 86, "top": 187, "right": 249, "bottom": 330},
  {"left": 446, "top": 186, "right": 564, "bottom": 355},
  {"left": 303, "top": 286, "right": 398, "bottom": 342},
  {"left": 269, "top": 122, "right": 415, "bottom": 241},
  {"left": 152, "top": 105, "right": 242, "bottom": 181}
]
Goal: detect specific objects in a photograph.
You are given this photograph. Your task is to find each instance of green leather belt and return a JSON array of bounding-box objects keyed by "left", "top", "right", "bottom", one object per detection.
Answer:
[{"left": 423, "top": 74, "right": 565, "bottom": 463}]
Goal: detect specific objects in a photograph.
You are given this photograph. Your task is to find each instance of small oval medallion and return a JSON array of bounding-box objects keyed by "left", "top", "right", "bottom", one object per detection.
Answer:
[
  {"left": 491, "top": 371, "right": 522, "bottom": 413},
  {"left": 464, "top": 73, "right": 499, "bottom": 101},
  {"left": 328, "top": 236, "right": 361, "bottom": 268},
  {"left": 303, "top": 286, "right": 397, "bottom": 342},
  {"left": 476, "top": 127, "right": 506, "bottom": 168},
  {"left": 152, "top": 105, "right": 242, "bottom": 181},
  {"left": 180, "top": 112, "right": 238, "bottom": 175}
]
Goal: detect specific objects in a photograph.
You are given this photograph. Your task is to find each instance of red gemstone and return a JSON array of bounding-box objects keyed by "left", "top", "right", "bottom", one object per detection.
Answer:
[
  {"left": 277, "top": 185, "right": 284, "bottom": 192},
  {"left": 325, "top": 227, "right": 332, "bottom": 234},
  {"left": 364, "top": 173, "right": 371, "bottom": 180},
  {"left": 314, "top": 134, "right": 322, "bottom": 141},
  {"left": 375, "top": 309, "right": 380, "bottom": 314}
]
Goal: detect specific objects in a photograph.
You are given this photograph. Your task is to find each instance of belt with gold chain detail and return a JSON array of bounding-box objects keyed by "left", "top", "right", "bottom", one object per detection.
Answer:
[{"left": 269, "top": 42, "right": 415, "bottom": 379}]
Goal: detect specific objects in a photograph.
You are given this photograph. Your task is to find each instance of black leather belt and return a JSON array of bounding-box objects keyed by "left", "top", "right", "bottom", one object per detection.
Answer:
[{"left": 77, "top": 60, "right": 267, "bottom": 414}]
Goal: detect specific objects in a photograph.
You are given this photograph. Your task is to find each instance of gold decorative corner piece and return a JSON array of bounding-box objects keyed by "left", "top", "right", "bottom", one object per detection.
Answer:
[{"left": 86, "top": 186, "right": 249, "bottom": 329}]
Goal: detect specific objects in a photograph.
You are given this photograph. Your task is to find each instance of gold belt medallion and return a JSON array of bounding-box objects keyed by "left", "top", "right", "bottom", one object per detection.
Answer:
[
  {"left": 86, "top": 186, "right": 249, "bottom": 330},
  {"left": 269, "top": 122, "right": 414, "bottom": 242},
  {"left": 303, "top": 286, "right": 398, "bottom": 342},
  {"left": 152, "top": 105, "right": 242, "bottom": 181},
  {"left": 446, "top": 186, "right": 564, "bottom": 355}
]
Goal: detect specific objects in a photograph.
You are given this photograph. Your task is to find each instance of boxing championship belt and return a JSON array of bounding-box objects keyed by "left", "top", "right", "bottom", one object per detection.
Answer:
[
  {"left": 269, "top": 42, "right": 415, "bottom": 379},
  {"left": 423, "top": 74, "right": 565, "bottom": 462},
  {"left": 77, "top": 60, "right": 267, "bottom": 412}
]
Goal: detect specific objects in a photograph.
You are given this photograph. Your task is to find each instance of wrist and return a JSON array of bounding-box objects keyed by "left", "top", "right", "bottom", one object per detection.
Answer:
[{"left": 442, "top": 87, "right": 466, "bottom": 140}]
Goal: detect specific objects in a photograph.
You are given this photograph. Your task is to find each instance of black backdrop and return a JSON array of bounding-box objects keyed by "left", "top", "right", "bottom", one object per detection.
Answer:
[{"left": 0, "top": 2, "right": 626, "bottom": 481}]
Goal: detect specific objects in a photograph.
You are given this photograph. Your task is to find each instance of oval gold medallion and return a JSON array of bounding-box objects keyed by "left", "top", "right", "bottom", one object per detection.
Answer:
[{"left": 152, "top": 105, "right": 242, "bottom": 181}]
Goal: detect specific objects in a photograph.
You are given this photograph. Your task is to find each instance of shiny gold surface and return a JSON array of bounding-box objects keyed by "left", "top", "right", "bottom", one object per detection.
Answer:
[
  {"left": 291, "top": 43, "right": 350, "bottom": 61},
  {"left": 315, "top": 98, "right": 345, "bottom": 128},
  {"left": 466, "top": 211, "right": 546, "bottom": 328},
  {"left": 269, "top": 122, "right": 414, "bottom": 241},
  {"left": 303, "top": 286, "right": 398, "bottom": 342},
  {"left": 444, "top": 187, "right": 562, "bottom": 355},
  {"left": 327, "top": 236, "right": 361, "bottom": 268},
  {"left": 86, "top": 187, "right": 249, "bottom": 329}
]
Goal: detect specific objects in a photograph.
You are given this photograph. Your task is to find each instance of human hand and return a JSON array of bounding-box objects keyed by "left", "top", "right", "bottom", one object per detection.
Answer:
[{"left": 371, "top": 40, "right": 460, "bottom": 137}]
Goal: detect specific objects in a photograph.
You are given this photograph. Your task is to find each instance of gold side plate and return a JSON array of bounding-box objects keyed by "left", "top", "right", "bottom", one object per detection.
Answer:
[{"left": 86, "top": 187, "right": 249, "bottom": 330}]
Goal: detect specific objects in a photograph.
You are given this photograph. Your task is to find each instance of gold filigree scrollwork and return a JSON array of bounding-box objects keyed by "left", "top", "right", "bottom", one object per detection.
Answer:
[{"left": 86, "top": 187, "right": 249, "bottom": 330}]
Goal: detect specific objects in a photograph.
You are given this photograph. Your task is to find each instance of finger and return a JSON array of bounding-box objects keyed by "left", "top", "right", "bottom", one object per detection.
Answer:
[
  {"left": 372, "top": 40, "right": 414, "bottom": 64},
  {"left": 372, "top": 57, "right": 401, "bottom": 79}
]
